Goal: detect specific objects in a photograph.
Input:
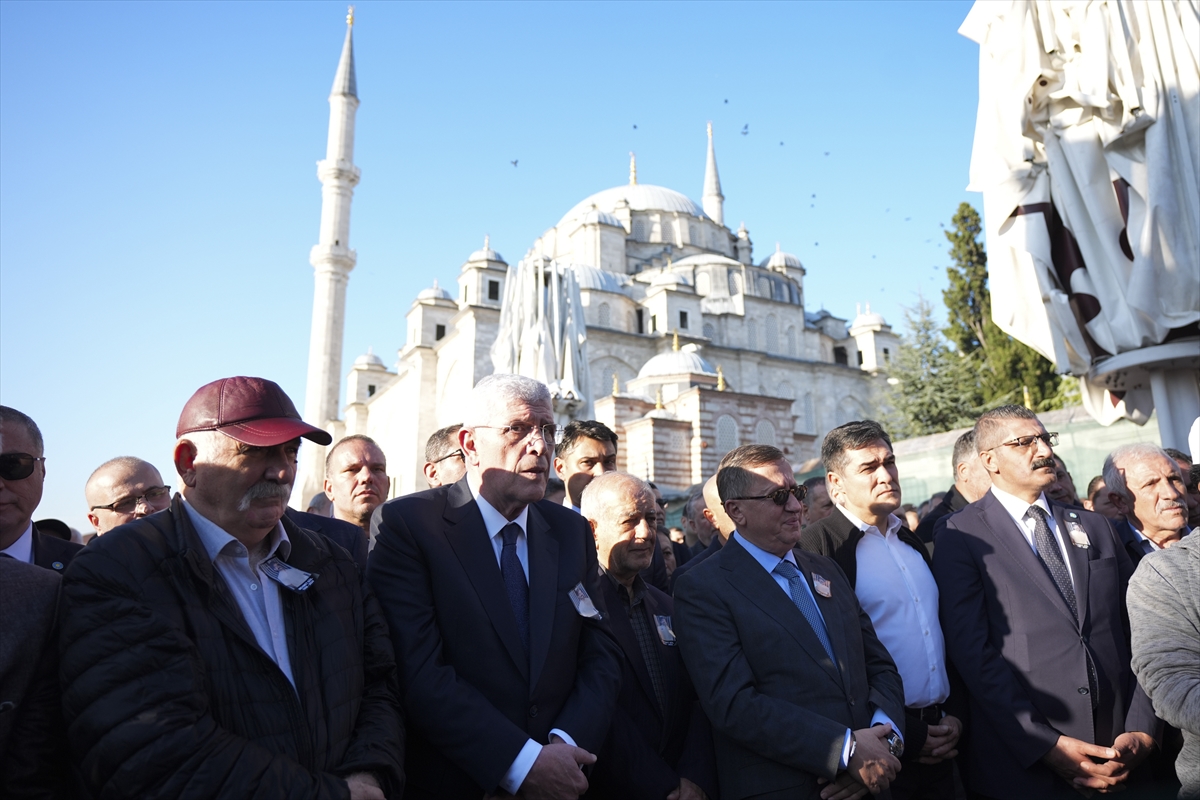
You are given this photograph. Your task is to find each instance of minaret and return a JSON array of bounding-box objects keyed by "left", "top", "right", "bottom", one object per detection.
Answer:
[
  {"left": 297, "top": 8, "right": 360, "bottom": 503},
  {"left": 702, "top": 122, "right": 724, "bottom": 225}
]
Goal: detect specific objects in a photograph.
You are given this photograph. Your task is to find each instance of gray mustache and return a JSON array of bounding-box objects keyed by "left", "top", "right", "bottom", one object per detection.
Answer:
[
  {"left": 1033, "top": 458, "right": 1057, "bottom": 470},
  {"left": 1161, "top": 499, "right": 1187, "bottom": 512},
  {"left": 237, "top": 481, "right": 292, "bottom": 512}
]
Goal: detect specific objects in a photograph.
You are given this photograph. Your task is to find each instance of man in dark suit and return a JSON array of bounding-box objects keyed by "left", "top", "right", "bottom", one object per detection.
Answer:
[
  {"left": 801, "top": 420, "right": 962, "bottom": 800},
  {"left": 933, "top": 404, "right": 1160, "bottom": 798},
  {"left": 915, "top": 430, "right": 991, "bottom": 545},
  {"left": 0, "top": 406, "right": 82, "bottom": 572},
  {"left": 286, "top": 507, "right": 368, "bottom": 571},
  {"left": 1103, "top": 443, "right": 1189, "bottom": 566},
  {"left": 675, "top": 444, "right": 905, "bottom": 799},
  {"left": 368, "top": 374, "right": 623, "bottom": 800},
  {"left": 580, "top": 471, "right": 716, "bottom": 800}
]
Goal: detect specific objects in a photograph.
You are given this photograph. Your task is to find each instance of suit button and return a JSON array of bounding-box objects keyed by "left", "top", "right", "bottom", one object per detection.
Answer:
[
  {"left": 529, "top": 705, "right": 538, "bottom": 717},
  {"left": 849, "top": 698, "right": 855, "bottom": 707},
  {"left": 1078, "top": 687, "right": 1089, "bottom": 695}
]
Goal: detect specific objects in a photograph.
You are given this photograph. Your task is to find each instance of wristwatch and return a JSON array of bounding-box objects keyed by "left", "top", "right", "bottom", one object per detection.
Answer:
[{"left": 885, "top": 730, "right": 904, "bottom": 758}]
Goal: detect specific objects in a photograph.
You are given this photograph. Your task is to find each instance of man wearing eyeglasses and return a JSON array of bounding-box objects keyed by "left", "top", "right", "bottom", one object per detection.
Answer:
[
  {"left": 368, "top": 374, "right": 622, "bottom": 800},
  {"left": 800, "top": 420, "right": 963, "bottom": 800},
  {"left": 84, "top": 456, "right": 172, "bottom": 535},
  {"left": 0, "top": 405, "right": 82, "bottom": 572},
  {"left": 674, "top": 444, "right": 906, "bottom": 799},
  {"left": 423, "top": 423, "right": 466, "bottom": 488},
  {"left": 933, "top": 405, "right": 1160, "bottom": 799}
]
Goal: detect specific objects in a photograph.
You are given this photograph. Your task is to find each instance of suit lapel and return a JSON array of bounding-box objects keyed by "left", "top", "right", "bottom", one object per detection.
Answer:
[
  {"left": 527, "top": 503, "right": 558, "bottom": 690},
  {"left": 724, "top": 540, "right": 843, "bottom": 686},
  {"left": 443, "top": 481, "right": 530, "bottom": 679},
  {"left": 1052, "top": 503, "right": 1091, "bottom": 625},
  {"left": 977, "top": 494, "right": 1078, "bottom": 627}
]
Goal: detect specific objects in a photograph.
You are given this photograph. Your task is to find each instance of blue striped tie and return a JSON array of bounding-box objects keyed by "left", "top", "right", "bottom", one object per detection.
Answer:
[{"left": 774, "top": 559, "right": 836, "bottom": 663}]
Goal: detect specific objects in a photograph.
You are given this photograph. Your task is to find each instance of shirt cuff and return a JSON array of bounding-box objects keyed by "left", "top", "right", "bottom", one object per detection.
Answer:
[
  {"left": 839, "top": 728, "right": 852, "bottom": 769},
  {"left": 871, "top": 708, "right": 903, "bottom": 744},
  {"left": 550, "top": 728, "right": 576, "bottom": 747},
  {"left": 499, "top": 738, "right": 542, "bottom": 795}
]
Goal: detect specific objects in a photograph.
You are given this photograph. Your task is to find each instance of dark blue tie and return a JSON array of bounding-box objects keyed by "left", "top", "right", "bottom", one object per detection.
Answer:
[
  {"left": 500, "top": 523, "right": 530, "bottom": 653},
  {"left": 773, "top": 559, "right": 836, "bottom": 663}
]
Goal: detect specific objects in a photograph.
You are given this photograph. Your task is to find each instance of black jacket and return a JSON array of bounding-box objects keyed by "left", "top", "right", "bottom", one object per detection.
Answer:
[
  {"left": 286, "top": 508, "right": 369, "bottom": 572},
  {"left": 31, "top": 524, "right": 83, "bottom": 573},
  {"left": 914, "top": 485, "right": 970, "bottom": 544},
  {"left": 58, "top": 496, "right": 404, "bottom": 799}
]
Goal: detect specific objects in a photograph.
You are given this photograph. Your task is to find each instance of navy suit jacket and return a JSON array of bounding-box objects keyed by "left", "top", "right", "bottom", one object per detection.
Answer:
[
  {"left": 286, "top": 508, "right": 368, "bottom": 572},
  {"left": 31, "top": 524, "right": 82, "bottom": 573},
  {"left": 586, "top": 576, "right": 718, "bottom": 800},
  {"left": 675, "top": 538, "right": 904, "bottom": 800},
  {"left": 367, "top": 477, "right": 622, "bottom": 799},
  {"left": 932, "top": 492, "right": 1160, "bottom": 798}
]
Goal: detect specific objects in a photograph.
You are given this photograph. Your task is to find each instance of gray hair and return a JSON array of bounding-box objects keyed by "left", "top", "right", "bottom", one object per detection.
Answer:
[
  {"left": 424, "top": 424, "right": 463, "bottom": 463},
  {"left": 0, "top": 406, "right": 44, "bottom": 456},
  {"left": 1103, "top": 443, "right": 1177, "bottom": 504},
  {"left": 952, "top": 430, "right": 977, "bottom": 470},
  {"left": 973, "top": 405, "right": 1040, "bottom": 452},
  {"left": 461, "top": 374, "right": 551, "bottom": 428},
  {"left": 579, "top": 471, "right": 652, "bottom": 523}
]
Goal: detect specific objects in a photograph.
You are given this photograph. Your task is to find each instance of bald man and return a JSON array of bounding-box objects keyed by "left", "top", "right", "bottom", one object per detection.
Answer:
[
  {"left": 85, "top": 456, "right": 172, "bottom": 535},
  {"left": 669, "top": 474, "right": 735, "bottom": 592}
]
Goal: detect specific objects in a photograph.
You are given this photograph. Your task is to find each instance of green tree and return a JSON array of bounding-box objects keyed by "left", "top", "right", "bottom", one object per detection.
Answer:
[
  {"left": 942, "top": 202, "right": 1066, "bottom": 410},
  {"left": 886, "top": 296, "right": 979, "bottom": 438}
]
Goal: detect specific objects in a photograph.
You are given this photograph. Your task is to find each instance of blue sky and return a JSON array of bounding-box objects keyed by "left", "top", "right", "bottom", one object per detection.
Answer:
[{"left": 0, "top": 0, "right": 981, "bottom": 530}]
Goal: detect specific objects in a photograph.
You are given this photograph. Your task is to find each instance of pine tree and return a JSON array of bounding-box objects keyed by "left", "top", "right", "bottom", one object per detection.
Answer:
[
  {"left": 942, "top": 202, "right": 1065, "bottom": 410},
  {"left": 886, "top": 296, "right": 979, "bottom": 438}
]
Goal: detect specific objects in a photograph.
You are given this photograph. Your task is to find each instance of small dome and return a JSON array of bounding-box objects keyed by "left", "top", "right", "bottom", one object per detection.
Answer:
[
  {"left": 467, "top": 235, "right": 506, "bottom": 264},
  {"left": 851, "top": 302, "right": 886, "bottom": 329},
  {"left": 637, "top": 343, "right": 716, "bottom": 379},
  {"left": 580, "top": 208, "right": 624, "bottom": 228},
  {"left": 649, "top": 271, "right": 691, "bottom": 290},
  {"left": 763, "top": 244, "right": 803, "bottom": 271},
  {"left": 570, "top": 263, "right": 630, "bottom": 293},
  {"left": 354, "top": 348, "right": 385, "bottom": 369},
  {"left": 417, "top": 279, "right": 453, "bottom": 301}
]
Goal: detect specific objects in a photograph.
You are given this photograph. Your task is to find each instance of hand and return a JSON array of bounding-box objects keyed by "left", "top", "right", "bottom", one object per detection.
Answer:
[
  {"left": 345, "top": 772, "right": 385, "bottom": 800},
  {"left": 1075, "top": 732, "right": 1156, "bottom": 792},
  {"left": 847, "top": 724, "right": 901, "bottom": 794},
  {"left": 817, "top": 771, "right": 870, "bottom": 800},
  {"left": 1041, "top": 735, "right": 1121, "bottom": 788},
  {"left": 918, "top": 715, "right": 962, "bottom": 764},
  {"left": 666, "top": 777, "right": 707, "bottom": 800},
  {"left": 519, "top": 742, "right": 596, "bottom": 800}
]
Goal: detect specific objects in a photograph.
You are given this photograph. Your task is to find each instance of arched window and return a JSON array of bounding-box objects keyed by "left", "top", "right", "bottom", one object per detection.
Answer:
[
  {"left": 702, "top": 323, "right": 716, "bottom": 341},
  {"left": 658, "top": 218, "right": 673, "bottom": 243},
  {"left": 728, "top": 271, "right": 742, "bottom": 295},
  {"left": 786, "top": 325, "right": 796, "bottom": 357},
  {"left": 765, "top": 315, "right": 779, "bottom": 353},
  {"left": 747, "top": 319, "right": 758, "bottom": 349},
  {"left": 597, "top": 302, "right": 611, "bottom": 327},
  {"left": 688, "top": 222, "right": 699, "bottom": 245},
  {"left": 759, "top": 276, "right": 771, "bottom": 297},
  {"left": 715, "top": 415, "right": 740, "bottom": 454},
  {"left": 632, "top": 217, "right": 648, "bottom": 240},
  {"left": 804, "top": 393, "right": 815, "bottom": 433},
  {"left": 755, "top": 420, "right": 777, "bottom": 446}
]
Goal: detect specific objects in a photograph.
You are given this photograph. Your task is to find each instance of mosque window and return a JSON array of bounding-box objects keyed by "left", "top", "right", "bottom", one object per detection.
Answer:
[
  {"left": 786, "top": 326, "right": 796, "bottom": 357},
  {"left": 857, "top": 351, "right": 865, "bottom": 366},
  {"left": 679, "top": 310, "right": 689, "bottom": 330},
  {"left": 728, "top": 271, "right": 741, "bottom": 295},
  {"left": 765, "top": 315, "right": 779, "bottom": 353},
  {"left": 632, "top": 217, "right": 648, "bottom": 241},
  {"left": 702, "top": 323, "right": 716, "bottom": 341},
  {"left": 636, "top": 309, "right": 645, "bottom": 334},
  {"left": 755, "top": 420, "right": 777, "bottom": 446},
  {"left": 833, "top": 346, "right": 848, "bottom": 365},
  {"left": 488, "top": 280, "right": 500, "bottom": 301},
  {"left": 689, "top": 222, "right": 699, "bottom": 245},
  {"left": 598, "top": 303, "right": 611, "bottom": 327},
  {"left": 747, "top": 319, "right": 757, "bottom": 349},
  {"left": 367, "top": 385, "right": 376, "bottom": 397},
  {"left": 883, "top": 348, "right": 891, "bottom": 363},
  {"left": 435, "top": 324, "right": 446, "bottom": 341},
  {"left": 715, "top": 415, "right": 740, "bottom": 454},
  {"left": 658, "top": 219, "right": 673, "bottom": 243},
  {"left": 650, "top": 314, "right": 658, "bottom": 333},
  {"left": 804, "top": 393, "right": 815, "bottom": 433}
]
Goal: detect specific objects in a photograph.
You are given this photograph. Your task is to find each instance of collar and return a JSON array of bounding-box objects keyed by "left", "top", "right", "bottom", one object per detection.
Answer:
[
  {"left": 182, "top": 499, "right": 290, "bottom": 564},
  {"left": 602, "top": 566, "right": 647, "bottom": 605},
  {"left": 990, "top": 485, "right": 1051, "bottom": 521},
  {"left": 835, "top": 504, "right": 902, "bottom": 538},
  {"left": 733, "top": 530, "right": 798, "bottom": 573},
  {"left": 469, "top": 482, "right": 530, "bottom": 538},
  {"left": 0, "top": 522, "right": 34, "bottom": 563}
]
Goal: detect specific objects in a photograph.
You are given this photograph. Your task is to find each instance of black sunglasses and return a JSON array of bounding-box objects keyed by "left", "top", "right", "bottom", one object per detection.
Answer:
[
  {"left": 0, "top": 453, "right": 45, "bottom": 481},
  {"left": 731, "top": 484, "right": 807, "bottom": 506}
]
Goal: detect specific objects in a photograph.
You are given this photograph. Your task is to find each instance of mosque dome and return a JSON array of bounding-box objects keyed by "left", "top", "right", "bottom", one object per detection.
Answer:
[
  {"left": 851, "top": 302, "right": 887, "bottom": 329},
  {"left": 578, "top": 207, "right": 625, "bottom": 228},
  {"left": 558, "top": 184, "right": 708, "bottom": 229},
  {"left": 570, "top": 263, "right": 630, "bottom": 293},
  {"left": 466, "top": 235, "right": 506, "bottom": 264},
  {"left": 637, "top": 343, "right": 716, "bottom": 379},
  {"left": 762, "top": 244, "right": 803, "bottom": 271},
  {"left": 354, "top": 348, "right": 385, "bottom": 369},
  {"left": 417, "top": 279, "right": 453, "bottom": 301}
]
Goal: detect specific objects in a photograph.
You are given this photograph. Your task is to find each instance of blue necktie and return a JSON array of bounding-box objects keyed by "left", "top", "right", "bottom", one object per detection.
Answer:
[
  {"left": 500, "top": 523, "right": 530, "bottom": 653},
  {"left": 773, "top": 559, "right": 836, "bottom": 663}
]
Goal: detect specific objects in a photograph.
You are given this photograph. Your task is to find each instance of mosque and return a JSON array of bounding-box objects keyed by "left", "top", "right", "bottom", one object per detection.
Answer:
[{"left": 294, "top": 15, "right": 900, "bottom": 504}]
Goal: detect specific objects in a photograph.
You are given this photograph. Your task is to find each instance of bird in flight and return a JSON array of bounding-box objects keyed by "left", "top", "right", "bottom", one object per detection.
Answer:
[
  {"left": 742, "top": 124, "right": 749, "bottom": 135},
  {"left": 633, "top": 124, "right": 638, "bottom": 129},
  {"left": 905, "top": 217, "right": 911, "bottom": 221},
  {"left": 780, "top": 141, "right": 784, "bottom": 146},
  {"left": 824, "top": 151, "right": 830, "bottom": 156},
  {"left": 724, "top": 98, "right": 729, "bottom": 103},
  {"left": 511, "top": 160, "right": 518, "bottom": 167}
]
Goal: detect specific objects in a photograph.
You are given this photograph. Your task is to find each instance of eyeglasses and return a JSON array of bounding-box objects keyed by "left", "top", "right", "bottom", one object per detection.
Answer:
[
  {"left": 473, "top": 424, "right": 564, "bottom": 446},
  {"left": 0, "top": 453, "right": 45, "bottom": 481},
  {"left": 91, "top": 485, "right": 171, "bottom": 514},
  {"left": 992, "top": 432, "right": 1059, "bottom": 451},
  {"left": 433, "top": 449, "right": 464, "bottom": 464},
  {"left": 731, "top": 484, "right": 808, "bottom": 506}
]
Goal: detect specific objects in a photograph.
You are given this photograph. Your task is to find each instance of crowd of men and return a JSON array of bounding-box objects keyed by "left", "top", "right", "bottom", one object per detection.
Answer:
[{"left": 1, "top": 374, "right": 1197, "bottom": 800}]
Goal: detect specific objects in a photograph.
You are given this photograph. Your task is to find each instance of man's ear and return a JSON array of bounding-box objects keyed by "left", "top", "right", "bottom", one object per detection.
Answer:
[
  {"left": 323, "top": 478, "right": 334, "bottom": 500},
  {"left": 826, "top": 469, "right": 844, "bottom": 495},
  {"left": 723, "top": 500, "right": 747, "bottom": 529},
  {"left": 86, "top": 513, "right": 101, "bottom": 534},
  {"left": 459, "top": 427, "right": 481, "bottom": 467},
  {"left": 174, "top": 439, "right": 199, "bottom": 488},
  {"left": 554, "top": 456, "right": 566, "bottom": 480},
  {"left": 980, "top": 448, "right": 1000, "bottom": 476}
]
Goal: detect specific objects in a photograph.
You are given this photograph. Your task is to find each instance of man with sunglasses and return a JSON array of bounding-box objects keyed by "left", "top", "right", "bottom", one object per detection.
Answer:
[
  {"left": 369, "top": 374, "right": 621, "bottom": 800},
  {"left": 675, "top": 444, "right": 906, "bottom": 799},
  {"left": 0, "top": 405, "right": 81, "bottom": 572},
  {"left": 933, "top": 405, "right": 1159, "bottom": 799},
  {"left": 84, "top": 456, "right": 172, "bottom": 535},
  {"left": 801, "top": 421, "right": 963, "bottom": 800}
]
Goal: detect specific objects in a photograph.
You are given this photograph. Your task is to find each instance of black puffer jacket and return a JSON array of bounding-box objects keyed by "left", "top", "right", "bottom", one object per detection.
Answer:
[{"left": 58, "top": 496, "right": 404, "bottom": 799}]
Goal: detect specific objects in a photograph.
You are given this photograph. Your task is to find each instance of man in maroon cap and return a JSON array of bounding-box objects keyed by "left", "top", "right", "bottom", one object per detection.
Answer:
[{"left": 58, "top": 376, "right": 405, "bottom": 799}]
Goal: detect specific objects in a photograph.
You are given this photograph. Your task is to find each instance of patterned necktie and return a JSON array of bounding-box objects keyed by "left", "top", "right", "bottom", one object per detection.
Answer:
[
  {"left": 773, "top": 559, "right": 836, "bottom": 663},
  {"left": 500, "top": 523, "right": 530, "bottom": 653}
]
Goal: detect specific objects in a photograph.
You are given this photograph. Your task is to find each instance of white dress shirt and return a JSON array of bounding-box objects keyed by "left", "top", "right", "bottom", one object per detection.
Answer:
[
  {"left": 990, "top": 486, "right": 1075, "bottom": 587},
  {"left": 837, "top": 506, "right": 949, "bottom": 708},
  {"left": 733, "top": 531, "right": 900, "bottom": 766},
  {"left": 183, "top": 500, "right": 296, "bottom": 690},
  {"left": 467, "top": 478, "right": 574, "bottom": 795},
  {"left": 0, "top": 522, "right": 34, "bottom": 563}
]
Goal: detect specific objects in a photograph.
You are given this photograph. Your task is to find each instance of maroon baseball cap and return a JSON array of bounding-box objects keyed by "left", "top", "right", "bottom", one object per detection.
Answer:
[{"left": 176, "top": 376, "right": 332, "bottom": 447}]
